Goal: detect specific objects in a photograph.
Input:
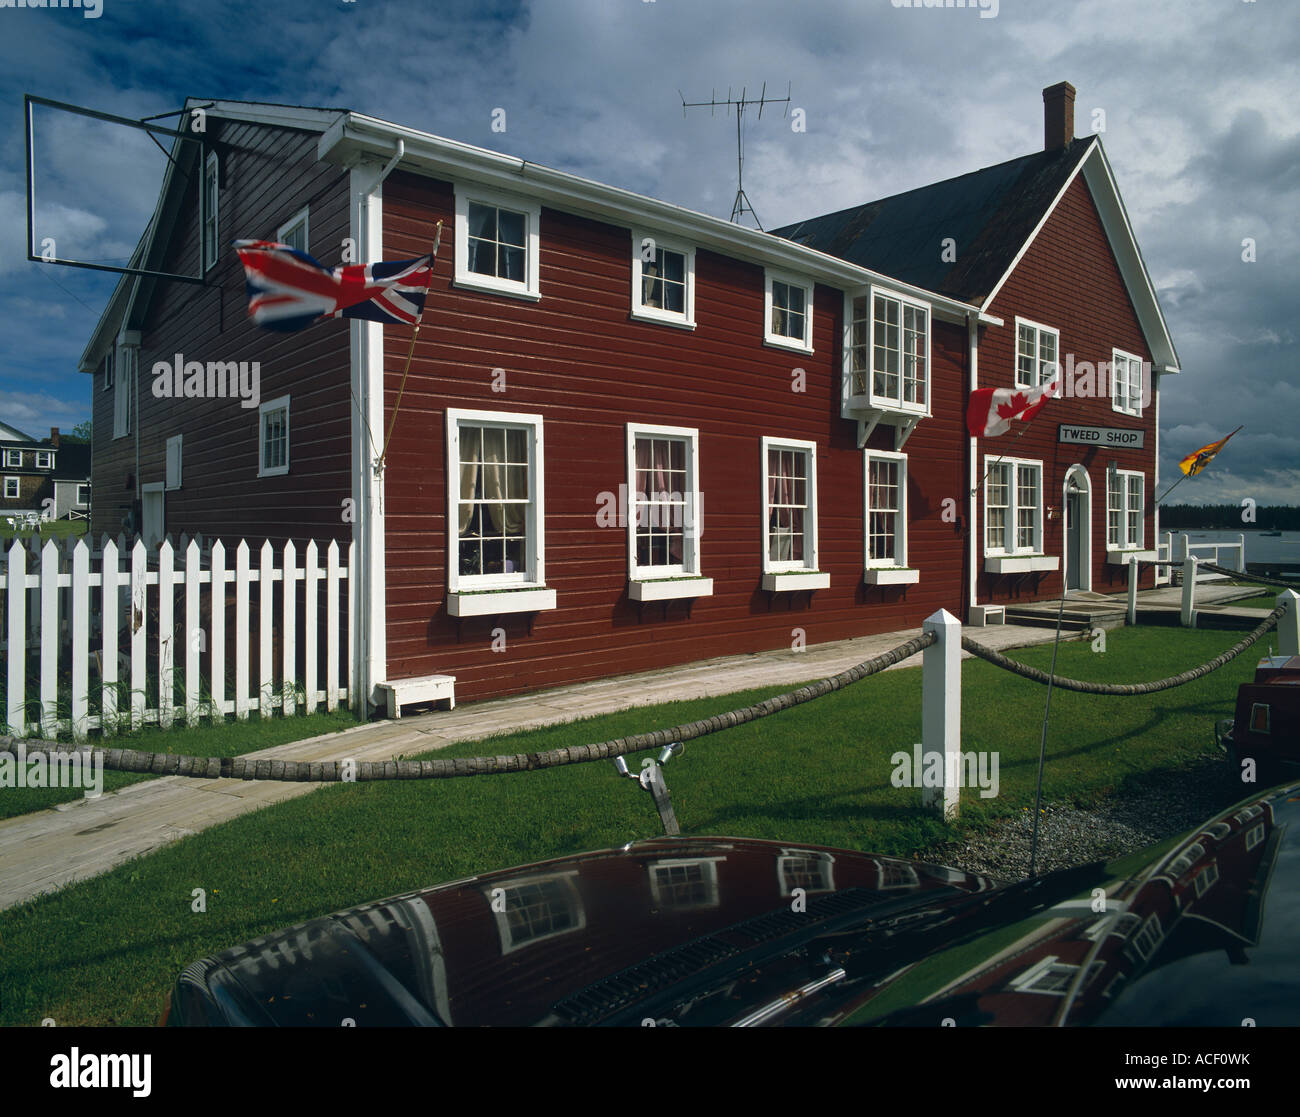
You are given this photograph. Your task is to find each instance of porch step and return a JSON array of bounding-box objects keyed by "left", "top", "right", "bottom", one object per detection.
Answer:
[{"left": 1003, "top": 608, "right": 1123, "bottom": 632}]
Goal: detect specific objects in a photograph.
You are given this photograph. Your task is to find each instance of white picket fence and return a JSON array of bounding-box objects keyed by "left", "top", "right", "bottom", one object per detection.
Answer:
[{"left": 2, "top": 534, "right": 354, "bottom": 740}]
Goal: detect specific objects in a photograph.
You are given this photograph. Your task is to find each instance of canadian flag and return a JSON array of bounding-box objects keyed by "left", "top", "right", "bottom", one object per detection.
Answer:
[{"left": 966, "top": 376, "right": 1059, "bottom": 438}]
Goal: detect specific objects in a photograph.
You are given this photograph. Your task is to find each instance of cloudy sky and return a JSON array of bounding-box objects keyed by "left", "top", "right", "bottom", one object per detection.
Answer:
[{"left": 0, "top": 0, "right": 1295, "bottom": 506}]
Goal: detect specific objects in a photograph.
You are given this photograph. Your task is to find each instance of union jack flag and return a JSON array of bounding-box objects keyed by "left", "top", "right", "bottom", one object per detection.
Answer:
[{"left": 233, "top": 240, "right": 436, "bottom": 331}]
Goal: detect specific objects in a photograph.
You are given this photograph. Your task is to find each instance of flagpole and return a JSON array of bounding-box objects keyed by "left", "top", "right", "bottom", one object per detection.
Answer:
[
  {"left": 377, "top": 220, "right": 442, "bottom": 471},
  {"left": 1152, "top": 471, "right": 1190, "bottom": 506}
]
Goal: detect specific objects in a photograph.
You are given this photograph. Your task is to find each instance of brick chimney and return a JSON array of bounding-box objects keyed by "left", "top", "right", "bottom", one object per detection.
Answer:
[
  {"left": 50, "top": 427, "right": 60, "bottom": 448},
  {"left": 1042, "top": 81, "right": 1076, "bottom": 151}
]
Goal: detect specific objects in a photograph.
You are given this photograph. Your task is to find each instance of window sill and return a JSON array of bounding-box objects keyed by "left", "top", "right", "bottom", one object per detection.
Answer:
[
  {"left": 629, "top": 576, "right": 713, "bottom": 602},
  {"left": 630, "top": 308, "right": 696, "bottom": 331},
  {"left": 984, "top": 554, "right": 1059, "bottom": 574},
  {"left": 762, "top": 571, "right": 830, "bottom": 592},
  {"left": 1107, "top": 548, "right": 1156, "bottom": 564},
  {"left": 452, "top": 276, "right": 541, "bottom": 303},
  {"left": 447, "top": 586, "right": 557, "bottom": 616},
  {"left": 863, "top": 567, "right": 920, "bottom": 586},
  {"left": 763, "top": 336, "right": 814, "bottom": 355}
]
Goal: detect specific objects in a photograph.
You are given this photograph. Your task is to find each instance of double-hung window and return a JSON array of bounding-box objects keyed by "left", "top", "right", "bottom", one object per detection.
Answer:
[
  {"left": 35, "top": 451, "right": 53, "bottom": 469},
  {"left": 454, "top": 186, "right": 541, "bottom": 300},
  {"left": 846, "top": 290, "right": 929, "bottom": 412},
  {"left": 277, "top": 206, "right": 309, "bottom": 252},
  {"left": 626, "top": 424, "right": 711, "bottom": 600},
  {"left": 631, "top": 233, "right": 695, "bottom": 328},
  {"left": 984, "top": 457, "right": 1043, "bottom": 556},
  {"left": 1111, "top": 349, "right": 1145, "bottom": 416},
  {"left": 445, "top": 409, "right": 554, "bottom": 616},
  {"left": 761, "top": 438, "right": 824, "bottom": 590},
  {"left": 103, "top": 349, "right": 114, "bottom": 391},
  {"left": 764, "top": 271, "right": 813, "bottom": 352},
  {"left": 3, "top": 477, "right": 18, "bottom": 499},
  {"left": 258, "top": 396, "right": 290, "bottom": 477},
  {"left": 1108, "top": 469, "right": 1144, "bottom": 549},
  {"left": 865, "top": 451, "right": 909, "bottom": 569},
  {"left": 3, "top": 449, "right": 20, "bottom": 468},
  {"left": 1016, "top": 318, "right": 1059, "bottom": 388},
  {"left": 202, "top": 151, "right": 219, "bottom": 273}
]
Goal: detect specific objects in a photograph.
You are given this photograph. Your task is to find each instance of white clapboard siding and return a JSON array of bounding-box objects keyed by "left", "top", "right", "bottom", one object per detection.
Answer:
[{"left": 0, "top": 535, "right": 352, "bottom": 738}]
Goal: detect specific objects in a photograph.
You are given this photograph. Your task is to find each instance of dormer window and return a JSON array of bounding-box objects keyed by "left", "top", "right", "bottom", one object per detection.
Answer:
[
  {"left": 3, "top": 449, "right": 20, "bottom": 468},
  {"left": 35, "top": 451, "right": 53, "bottom": 469}
]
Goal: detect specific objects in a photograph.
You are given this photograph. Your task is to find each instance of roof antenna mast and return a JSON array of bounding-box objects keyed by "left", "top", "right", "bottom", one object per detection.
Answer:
[{"left": 679, "top": 82, "right": 790, "bottom": 231}]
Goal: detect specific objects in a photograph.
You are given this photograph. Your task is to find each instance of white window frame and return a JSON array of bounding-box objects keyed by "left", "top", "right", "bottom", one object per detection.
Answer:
[
  {"left": 1015, "top": 317, "right": 1060, "bottom": 389},
  {"left": 630, "top": 231, "right": 696, "bottom": 329},
  {"left": 3, "top": 476, "right": 18, "bottom": 499},
  {"left": 864, "top": 450, "right": 910, "bottom": 569},
  {"left": 626, "top": 422, "right": 705, "bottom": 585},
  {"left": 35, "top": 451, "right": 53, "bottom": 469},
  {"left": 103, "top": 349, "right": 113, "bottom": 391},
  {"left": 483, "top": 871, "right": 585, "bottom": 955},
  {"left": 984, "top": 456, "right": 1044, "bottom": 556},
  {"left": 764, "top": 269, "right": 814, "bottom": 353},
  {"left": 453, "top": 185, "right": 541, "bottom": 301},
  {"left": 2, "top": 449, "right": 20, "bottom": 468},
  {"left": 112, "top": 342, "right": 132, "bottom": 440},
  {"left": 165, "top": 435, "right": 183, "bottom": 491},
  {"left": 1108, "top": 468, "right": 1145, "bottom": 550},
  {"left": 761, "top": 437, "right": 819, "bottom": 575},
  {"left": 1111, "top": 348, "right": 1145, "bottom": 417},
  {"left": 446, "top": 408, "right": 546, "bottom": 594},
  {"left": 202, "top": 150, "right": 219, "bottom": 273},
  {"left": 844, "top": 288, "right": 931, "bottom": 415},
  {"left": 258, "top": 395, "right": 290, "bottom": 478},
  {"left": 276, "top": 206, "right": 309, "bottom": 252},
  {"left": 77, "top": 483, "right": 91, "bottom": 506}
]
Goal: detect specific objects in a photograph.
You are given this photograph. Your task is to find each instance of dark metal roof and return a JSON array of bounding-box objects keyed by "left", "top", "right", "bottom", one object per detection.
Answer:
[{"left": 771, "top": 138, "right": 1096, "bottom": 304}]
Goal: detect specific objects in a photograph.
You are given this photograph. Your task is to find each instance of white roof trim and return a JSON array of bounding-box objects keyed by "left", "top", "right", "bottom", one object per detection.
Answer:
[
  {"left": 318, "top": 112, "right": 992, "bottom": 324},
  {"left": 980, "top": 137, "right": 1179, "bottom": 373}
]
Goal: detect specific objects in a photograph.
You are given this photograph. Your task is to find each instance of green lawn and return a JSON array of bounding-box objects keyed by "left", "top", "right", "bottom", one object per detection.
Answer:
[
  {"left": 0, "top": 625, "right": 1264, "bottom": 1026},
  {"left": 1226, "top": 592, "right": 1290, "bottom": 610},
  {"left": 0, "top": 519, "right": 87, "bottom": 542}
]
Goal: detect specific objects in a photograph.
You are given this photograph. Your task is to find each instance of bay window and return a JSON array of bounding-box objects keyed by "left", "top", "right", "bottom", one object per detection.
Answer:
[{"left": 846, "top": 289, "right": 929, "bottom": 414}]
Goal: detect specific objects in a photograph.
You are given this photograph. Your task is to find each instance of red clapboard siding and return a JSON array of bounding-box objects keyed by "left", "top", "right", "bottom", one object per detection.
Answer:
[
  {"left": 380, "top": 171, "right": 970, "bottom": 703},
  {"left": 92, "top": 119, "right": 353, "bottom": 546},
  {"left": 978, "top": 174, "right": 1160, "bottom": 602}
]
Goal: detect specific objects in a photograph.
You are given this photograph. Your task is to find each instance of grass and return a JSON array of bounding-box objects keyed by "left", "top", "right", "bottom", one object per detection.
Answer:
[
  {"left": 0, "top": 519, "right": 87, "bottom": 542},
  {"left": 0, "top": 707, "right": 361, "bottom": 820},
  {"left": 1224, "top": 592, "right": 1288, "bottom": 611},
  {"left": 0, "top": 625, "right": 1265, "bottom": 1026}
]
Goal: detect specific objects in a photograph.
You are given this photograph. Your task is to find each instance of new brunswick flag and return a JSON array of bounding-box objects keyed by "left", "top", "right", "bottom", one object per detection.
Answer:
[{"left": 1178, "top": 427, "right": 1242, "bottom": 477}]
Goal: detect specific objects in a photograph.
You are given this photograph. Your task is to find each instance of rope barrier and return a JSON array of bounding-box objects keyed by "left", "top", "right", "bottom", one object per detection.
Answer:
[
  {"left": 961, "top": 604, "right": 1285, "bottom": 696},
  {"left": 1, "top": 630, "right": 937, "bottom": 782}
]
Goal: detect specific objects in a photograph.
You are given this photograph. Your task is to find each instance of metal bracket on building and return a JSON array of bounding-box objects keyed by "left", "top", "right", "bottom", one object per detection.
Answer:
[{"left": 611, "top": 743, "right": 683, "bottom": 836}]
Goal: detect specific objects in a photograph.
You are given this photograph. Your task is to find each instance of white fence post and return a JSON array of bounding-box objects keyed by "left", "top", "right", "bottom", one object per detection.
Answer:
[
  {"left": 1278, "top": 590, "right": 1300, "bottom": 657},
  {"left": 326, "top": 541, "right": 340, "bottom": 712},
  {"left": 39, "top": 540, "right": 59, "bottom": 739},
  {"left": 1127, "top": 556, "right": 1139, "bottom": 626},
  {"left": 71, "top": 541, "right": 89, "bottom": 741},
  {"left": 1236, "top": 533, "right": 1246, "bottom": 573},
  {"left": 100, "top": 538, "right": 118, "bottom": 736},
  {"left": 259, "top": 540, "right": 274, "bottom": 719},
  {"left": 210, "top": 540, "right": 226, "bottom": 719},
  {"left": 130, "top": 540, "right": 147, "bottom": 731},
  {"left": 305, "top": 540, "right": 319, "bottom": 715},
  {"left": 158, "top": 540, "right": 175, "bottom": 729},
  {"left": 922, "top": 608, "right": 961, "bottom": 821},
  {"left": 282, "top": 540, "right": 297, "bottom": 716},
  {"left": 7, "top": 539, "right": 27, "bottom": 737},
  {"left": 1181, "top": 556, "right": 1198, "bottom": 627},
  {"left": 184, "top": 539, "right": 201, "bottom": 724},
  {"left": 235, "top": 541, "right": 250, "bottom": 721}
]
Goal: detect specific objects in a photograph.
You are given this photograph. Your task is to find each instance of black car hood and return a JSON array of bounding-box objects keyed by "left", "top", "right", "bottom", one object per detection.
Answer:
[{"left": 168, "top": 782, "right": 1300, "bottom": 1026}]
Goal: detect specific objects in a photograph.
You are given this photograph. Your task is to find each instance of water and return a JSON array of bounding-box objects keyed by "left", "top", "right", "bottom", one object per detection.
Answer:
[{"left": 1161, "top": 529, "right": 1300, "bottom": 568}]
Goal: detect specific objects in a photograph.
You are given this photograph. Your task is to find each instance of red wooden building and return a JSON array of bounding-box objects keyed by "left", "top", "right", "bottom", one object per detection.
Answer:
[{"left": 79, "top": 82, "right": 1179, "bottom": 711}]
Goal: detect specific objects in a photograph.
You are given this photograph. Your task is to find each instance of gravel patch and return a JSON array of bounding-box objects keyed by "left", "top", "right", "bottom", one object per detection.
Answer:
[{"left": 918, "top": 754, "right": 1232, "bottom": 881}]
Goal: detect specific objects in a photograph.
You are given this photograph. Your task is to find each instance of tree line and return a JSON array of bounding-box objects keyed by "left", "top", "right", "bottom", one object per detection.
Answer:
[{"left": 1162, "top": 504, "right": 1300, "bottom": 531}]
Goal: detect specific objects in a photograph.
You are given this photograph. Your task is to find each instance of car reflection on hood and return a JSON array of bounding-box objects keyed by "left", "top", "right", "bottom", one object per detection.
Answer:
[{"left": 164, "top": 781, "right": 1299, "bottom": 1027}]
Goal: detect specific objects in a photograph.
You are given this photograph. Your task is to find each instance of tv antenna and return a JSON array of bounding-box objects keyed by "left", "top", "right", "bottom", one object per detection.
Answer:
[{"left": 679, "top": 82, "right": 791, "bottom": 230}]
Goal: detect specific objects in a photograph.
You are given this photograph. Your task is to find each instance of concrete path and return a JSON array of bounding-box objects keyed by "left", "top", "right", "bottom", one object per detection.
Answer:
[{"left": 0, "top": 618, "right": 1141, "bottom": 910}]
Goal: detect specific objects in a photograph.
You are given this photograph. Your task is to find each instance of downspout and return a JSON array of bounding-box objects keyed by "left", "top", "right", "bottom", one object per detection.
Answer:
[
  {"left": 351, "top": 138, "right": 404, "bottom": 717},
  {"left": 966, "top": 311, "right": 979, "bottom": 617}
]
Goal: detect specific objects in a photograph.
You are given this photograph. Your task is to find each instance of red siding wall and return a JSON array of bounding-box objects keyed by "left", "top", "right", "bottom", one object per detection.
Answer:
[
  {"left": 381, "top": 171, "right": 973, "bottom": 702},
  {"left": 979, "top": 174, "right": 1159, "bottom": 601},
  {"left": 92, "top": 120, "right": 353, "bottom": 546}
]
